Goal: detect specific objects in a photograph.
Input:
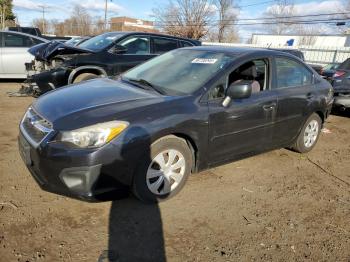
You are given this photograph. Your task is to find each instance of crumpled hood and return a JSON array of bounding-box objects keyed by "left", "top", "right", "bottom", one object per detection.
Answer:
[
  {"left": 28, "top": 41, "right": 94, "bottom": 62},
  {"left": 33, "top": 78, "right": 165, "bottom": 130}
]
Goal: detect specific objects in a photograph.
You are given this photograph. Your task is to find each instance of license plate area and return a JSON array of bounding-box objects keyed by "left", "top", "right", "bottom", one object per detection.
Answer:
[{"left": 19, "top": 134, "right": 32, "bottom": 166}]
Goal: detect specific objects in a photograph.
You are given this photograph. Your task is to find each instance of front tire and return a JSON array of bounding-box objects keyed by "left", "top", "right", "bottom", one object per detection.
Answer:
[
  {"left": 73, "top": 73, "right": 99, "bottom": 83},
  {"left": 132, "top": 135, "right": 192, "bottom": 203},
  {"left": 292, "top": 113, "right": 322, "bottom": 153}
]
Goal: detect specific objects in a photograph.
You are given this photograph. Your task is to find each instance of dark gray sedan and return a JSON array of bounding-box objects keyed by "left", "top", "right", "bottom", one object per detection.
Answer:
[{"left": 19, "top": 47, "right": 334, "bottom": 203}]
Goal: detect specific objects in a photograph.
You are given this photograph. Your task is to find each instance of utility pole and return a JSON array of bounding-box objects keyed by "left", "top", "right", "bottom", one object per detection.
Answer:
[
  {"left": 104, "top": 0, "right": 108, "bottom": 31},
  {"left": 38, "top": 5, "right": 47, "bottom": 34}
]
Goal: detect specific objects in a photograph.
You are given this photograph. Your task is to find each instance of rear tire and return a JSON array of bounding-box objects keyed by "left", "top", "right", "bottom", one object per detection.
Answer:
[
  {"left": 132, "top": 135, "right": 192, "bottom": 203},
  {"left": 292, "top": 113, "right": 322, "bottom": 153},
  {"left": 73, "top": 73, "right": 99, "bottom": 83}
]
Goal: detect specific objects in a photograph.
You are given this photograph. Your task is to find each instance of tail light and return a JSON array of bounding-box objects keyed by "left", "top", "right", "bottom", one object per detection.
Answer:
[{"left": 333, "top": 70, "right": 346, "bottom": 78}]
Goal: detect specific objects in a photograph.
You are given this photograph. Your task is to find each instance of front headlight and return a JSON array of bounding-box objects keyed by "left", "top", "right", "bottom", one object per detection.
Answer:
[{"left": 58, "top": 121, "right": 129, "bottom": 148}]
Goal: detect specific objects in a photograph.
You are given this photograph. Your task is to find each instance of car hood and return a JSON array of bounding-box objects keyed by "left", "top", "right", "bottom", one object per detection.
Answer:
[
  {"left": 28, "top": 41, "right": 94, "bottom": 62},
  {"left": 33, "top": 78, "right": 164, "bottom": 130}
]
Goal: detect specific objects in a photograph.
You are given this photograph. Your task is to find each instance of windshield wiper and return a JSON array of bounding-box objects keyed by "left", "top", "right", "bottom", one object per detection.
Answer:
[{"left": 124, "top": 77, "right": 164, "bottom": 95}]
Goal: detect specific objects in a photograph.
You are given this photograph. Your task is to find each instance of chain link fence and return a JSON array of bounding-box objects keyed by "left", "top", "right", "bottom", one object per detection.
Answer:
[{"left": 203, "top": 42, "right": 350, "bottom": 66}]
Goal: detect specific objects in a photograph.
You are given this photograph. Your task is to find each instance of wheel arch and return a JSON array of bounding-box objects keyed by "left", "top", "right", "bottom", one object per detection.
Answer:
[
  {"left": 68, "top": 66, "right": 107, "bottom": 84},
  {"left": 171, "top": 133, "right": 198, "bottom": 173}
]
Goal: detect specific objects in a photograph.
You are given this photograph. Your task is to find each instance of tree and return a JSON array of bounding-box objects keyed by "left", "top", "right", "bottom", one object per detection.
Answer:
[
  {"left": 264, "top": 0, "right": 295, "bottom": 35},
  {"left": 32, "top": 18, "right": 50, "bottom": 34},
  {"left": 214, "top": 0, "right": 238, "bottom": 42},
  {"left": 0, "top": 0, "right": 15, "bottom": 28},
  {"left": 153, "top": 0, "right": 215, "bottom": 40}
]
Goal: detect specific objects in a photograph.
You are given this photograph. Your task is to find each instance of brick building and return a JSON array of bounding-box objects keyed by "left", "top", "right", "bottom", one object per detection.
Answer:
[{"left": 110, "top": 17, "right": 159, "bottom": 33}]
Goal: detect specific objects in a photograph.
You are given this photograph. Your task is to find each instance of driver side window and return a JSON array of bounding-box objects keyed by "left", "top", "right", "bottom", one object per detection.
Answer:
[
  {"left": 117, "top": 36, "right": 150, "bottom": 55},
  {"left": 208, "top": 58, "right": 269, "bottom": 100}
]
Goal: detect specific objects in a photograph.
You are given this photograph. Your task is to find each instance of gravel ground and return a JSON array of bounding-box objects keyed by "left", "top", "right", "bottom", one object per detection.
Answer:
[{"left": 0, "top": 82, "right": 349, "bottom": 262}]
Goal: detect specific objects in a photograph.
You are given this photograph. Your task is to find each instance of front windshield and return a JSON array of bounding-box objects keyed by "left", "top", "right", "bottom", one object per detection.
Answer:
[
  {"left": 79, "top": 32, "right": 125, "bottom": 51},
  {"left": 123, "top": 49, "right": 233, "bottom": 95}
]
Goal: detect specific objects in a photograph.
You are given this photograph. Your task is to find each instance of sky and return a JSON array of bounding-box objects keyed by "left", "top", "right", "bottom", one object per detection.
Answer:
[{"left": 12, "top": 0, "right": 347, "bottom": 40}]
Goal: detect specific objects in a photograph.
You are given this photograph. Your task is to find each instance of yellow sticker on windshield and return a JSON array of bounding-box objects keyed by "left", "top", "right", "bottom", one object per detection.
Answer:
[{"left": 191, "top": 58, "right": 218, "bottom": 64}]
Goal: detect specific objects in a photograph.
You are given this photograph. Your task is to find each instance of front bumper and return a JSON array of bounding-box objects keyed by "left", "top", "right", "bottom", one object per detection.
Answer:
[
  {"left": 333, "top": 95, "right": 350, "bottom": 109},
  {"left": 18, "top": 131, "right": 132, "bottom": 201},
  {"left": 27, "top": 67, "right": 72, "bottom": 96}
]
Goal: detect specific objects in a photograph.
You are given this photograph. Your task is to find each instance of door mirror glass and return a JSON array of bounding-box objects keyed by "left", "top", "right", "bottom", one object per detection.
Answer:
[
  {"left": 226, "top": 80, "right": 252, "bottom": 99},
  {"left": 111, "top": 44, "right": 128, "bottom": 54}
]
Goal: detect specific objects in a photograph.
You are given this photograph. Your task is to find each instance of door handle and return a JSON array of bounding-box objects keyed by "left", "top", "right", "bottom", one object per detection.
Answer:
[{"left": 263, "top": 103, "right": 276, "bottom": 111}]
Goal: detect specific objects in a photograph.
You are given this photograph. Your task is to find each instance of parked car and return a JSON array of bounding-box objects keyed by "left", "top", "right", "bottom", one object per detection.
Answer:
[
  {"left": 0, "top": 31, "right": 48, "bottom": 78},
  {"left": 18, "top": 47, "right": 333, "bottom": 203},
  {"left": 320, "top": 62, "right": 340, "bottom": 80},
  {"left": 23, "top": 31, "right": 201, "bottom": 96},
  {"left": 331, "top": 58, "right": 350, "bottom": 111},
  {"left": 333, "top": 94, "right": 350, "bottom": 112},
  {"left": 7, "top": 26, "right": 71, "bottom": 42}
]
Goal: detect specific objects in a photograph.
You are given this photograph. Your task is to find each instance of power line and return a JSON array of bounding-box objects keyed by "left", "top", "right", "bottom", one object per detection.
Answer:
[{"left": 237, "top": 0, "right": 275, "bottom": 8}]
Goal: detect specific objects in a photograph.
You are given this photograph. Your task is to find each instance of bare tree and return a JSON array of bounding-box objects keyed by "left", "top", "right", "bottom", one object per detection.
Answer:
[
  {"left": 153, "top": 0, "right": 215, "bottom": 40},
  {"left": 32, "top": 18, "right": 50, "bottom": 34},
  {"left": 264, "top": 0, "right": 295, "bottom": 35},
  {"left": 214, "top": 0, "right": 238, "bottom": 42}
]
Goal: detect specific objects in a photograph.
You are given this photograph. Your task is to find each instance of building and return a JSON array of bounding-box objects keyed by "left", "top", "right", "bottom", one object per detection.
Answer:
[
  {"left": 110, "top": 17, "right": 159, "bottom": 33},
  {"left": 251, "top": 34, "right": 350, "bottom": 47}
]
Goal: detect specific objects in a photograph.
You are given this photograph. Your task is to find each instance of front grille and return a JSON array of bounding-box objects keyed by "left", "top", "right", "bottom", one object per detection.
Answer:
[{"left": 21, "top": 108, "right": 52, "bottom": 145}]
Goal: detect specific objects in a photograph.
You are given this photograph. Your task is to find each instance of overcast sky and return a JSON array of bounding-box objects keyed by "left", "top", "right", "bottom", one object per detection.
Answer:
[{"left": 12, "top": 0, "right": 346, "bottom": 39}]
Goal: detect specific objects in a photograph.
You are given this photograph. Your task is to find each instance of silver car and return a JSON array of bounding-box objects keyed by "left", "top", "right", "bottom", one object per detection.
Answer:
[{"left": 0, "top": 31, "right": 48, "bottom": 78}]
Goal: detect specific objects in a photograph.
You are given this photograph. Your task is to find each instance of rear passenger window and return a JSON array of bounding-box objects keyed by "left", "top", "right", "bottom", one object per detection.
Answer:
[
  {"left": 182, "top": 41, "right": 194, "bottom": 47},
  {"left": 153, "top": 37, "right": 178, "bottom": 54},
  {"left": 3, "top": 33, "right": 33, "bottom": 47},
  {"left": 275, "top": 57, "right": 312, "bottom": 89}
]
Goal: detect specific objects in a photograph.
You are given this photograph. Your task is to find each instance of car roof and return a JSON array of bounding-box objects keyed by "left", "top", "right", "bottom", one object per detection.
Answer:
[
  {"left": 180, "top": 45, "right": 294, "bottom": 57},
  {"left": 104, "top": 31, "right": 201, "bottom": 44},
  {"left": 0, "top": 30, "right": 49, "bottom": 42}
]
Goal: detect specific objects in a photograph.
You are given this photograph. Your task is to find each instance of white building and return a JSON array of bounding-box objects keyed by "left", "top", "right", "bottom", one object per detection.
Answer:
[{"left": 251, "top": 34, "right": 350, "bottom": 47}]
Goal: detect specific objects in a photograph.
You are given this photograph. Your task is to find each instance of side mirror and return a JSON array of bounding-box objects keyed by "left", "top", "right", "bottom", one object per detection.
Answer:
[
  {"left": 112, "top": 44, "right": 127, "bottom": 54},
  {"left": 222, "top": 81, "right": 252, "bottom": 107}
]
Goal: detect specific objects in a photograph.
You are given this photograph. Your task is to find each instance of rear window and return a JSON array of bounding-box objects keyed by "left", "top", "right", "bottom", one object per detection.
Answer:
[{"left": 3, "top": 33, "right": 34, "bottom": 47}]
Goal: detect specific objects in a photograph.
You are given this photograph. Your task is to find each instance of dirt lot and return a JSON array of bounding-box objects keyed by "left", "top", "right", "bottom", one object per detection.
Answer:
[{"left": 0, "top": 82, "right": 349, "bottom": 262}]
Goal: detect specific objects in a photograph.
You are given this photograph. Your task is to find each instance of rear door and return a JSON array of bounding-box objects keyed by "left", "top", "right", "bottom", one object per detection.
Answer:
[
  {"left": 272, "top": 56, "right": 315, "bottom": 146},
  {"left": 1, "top": 32, "right": 37, "bottom": 77}
]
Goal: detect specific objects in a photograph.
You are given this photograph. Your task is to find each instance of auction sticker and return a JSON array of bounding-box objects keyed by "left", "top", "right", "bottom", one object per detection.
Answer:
[{"left": 191, "top": 58, "right": 217, "bottom": 64}]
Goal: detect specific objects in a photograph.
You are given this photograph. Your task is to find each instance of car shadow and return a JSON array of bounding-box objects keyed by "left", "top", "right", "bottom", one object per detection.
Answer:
[
  {"left": 98, "top": 199, "right": 166, "bottom": 262},
  {"left": 98, "top": 126, "right": 166, "bottom": 262}
]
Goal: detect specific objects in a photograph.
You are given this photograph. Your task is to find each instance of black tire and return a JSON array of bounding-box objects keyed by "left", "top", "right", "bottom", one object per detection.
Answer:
[
  {"left": 73, "top": 73, "right": 99, "bottom": 83},
  {"left": 132, "top": 135, "right": 193, "bottom": 203},
  {"left": 292, "top": 113, "right": 322, "bottom": 153}
]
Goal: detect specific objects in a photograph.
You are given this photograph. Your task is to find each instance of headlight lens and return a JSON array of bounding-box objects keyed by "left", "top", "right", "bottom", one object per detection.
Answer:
[{"left": 59, "top": 121, "right": 128, "bottom": 148}]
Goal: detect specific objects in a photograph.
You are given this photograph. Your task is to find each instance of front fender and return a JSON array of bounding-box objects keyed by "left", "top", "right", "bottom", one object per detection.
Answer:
[{"left": 68, "top": 66, "right": 108, "bottom": 84}]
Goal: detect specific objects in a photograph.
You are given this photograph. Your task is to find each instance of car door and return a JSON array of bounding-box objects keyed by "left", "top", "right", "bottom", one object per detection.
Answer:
[
  {"left": 109, "top": 35, "right": 156, "bottom": 74},
  {"left": 207, "top": 57, "right": 278, "bottom": 165},
  {"left": 272, "top": 56, "right": 316, "bottom": 146},
  {"left": 1, "top": 32, "right": 37, "bottom": 77}
]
